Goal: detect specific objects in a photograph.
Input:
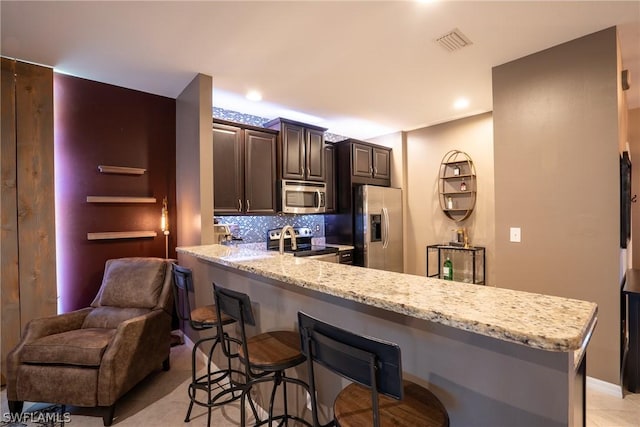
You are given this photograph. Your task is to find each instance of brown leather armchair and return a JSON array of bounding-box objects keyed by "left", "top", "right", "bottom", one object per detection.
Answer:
[{"left": 6, "top": 257, "right": 174, "bottom": 426}]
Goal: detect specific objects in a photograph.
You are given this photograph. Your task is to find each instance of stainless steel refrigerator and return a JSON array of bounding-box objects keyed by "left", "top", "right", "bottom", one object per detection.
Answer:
[{"left": 355, "top": 185, "right": 403, "bottom": 272}]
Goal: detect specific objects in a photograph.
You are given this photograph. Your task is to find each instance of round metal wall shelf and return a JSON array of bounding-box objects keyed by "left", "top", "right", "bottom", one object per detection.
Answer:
[{"left": 438, "top": 150, "right": 477, "bottom": 222}]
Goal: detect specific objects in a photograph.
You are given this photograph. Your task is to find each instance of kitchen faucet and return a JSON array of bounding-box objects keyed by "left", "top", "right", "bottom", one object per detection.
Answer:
[{"left": 279, "top": 225, "right": 297, "bottom": 255}]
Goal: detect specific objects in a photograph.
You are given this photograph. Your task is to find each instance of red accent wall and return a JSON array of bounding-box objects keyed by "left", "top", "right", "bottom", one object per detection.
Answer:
[{"left": 54, "top": 74, "right": 176, "bottom": 312}]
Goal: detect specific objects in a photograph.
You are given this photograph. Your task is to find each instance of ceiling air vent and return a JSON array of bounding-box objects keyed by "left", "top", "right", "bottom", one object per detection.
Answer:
[{"left": 435, "top": 28, "right": 473, "bottom": 52}]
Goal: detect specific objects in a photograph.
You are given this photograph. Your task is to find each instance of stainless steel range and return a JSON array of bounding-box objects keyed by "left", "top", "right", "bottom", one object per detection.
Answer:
[{"left": 266, "top": 227, "right": 339, "bottom": 262}]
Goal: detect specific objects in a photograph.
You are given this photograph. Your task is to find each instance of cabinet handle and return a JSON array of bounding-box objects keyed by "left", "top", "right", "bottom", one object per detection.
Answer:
[
  {"left": 246, "top": 199, "right": 251, "bottom": 211},
  {"left": 370, "top": 166, "right": 373, "bottom": 175},
  {"left": 238, "top": 199, "right": 243, "bottom": 212},
  {"left": 307, "top": 167, "right": 311, "bottom": 177},
  {"left": 374, "top": 167, "right": 378, "bottom": 176}
]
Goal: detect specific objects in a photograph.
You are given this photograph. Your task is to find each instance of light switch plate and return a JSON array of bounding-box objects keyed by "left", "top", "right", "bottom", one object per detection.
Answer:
[{"left": 510, "top": 227, "right": 521, "bottom": 243}]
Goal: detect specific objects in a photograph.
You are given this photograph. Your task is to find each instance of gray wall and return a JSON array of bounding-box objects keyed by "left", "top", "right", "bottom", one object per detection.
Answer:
[
  {"left": 404, "top": 113, "right": 495, "bottom": 282},
  {"left": 176, "top": 73, "right": 214, "bottom": 247},
  {"left": 492, "top": 27, "right": 621, "bottom": 383}
]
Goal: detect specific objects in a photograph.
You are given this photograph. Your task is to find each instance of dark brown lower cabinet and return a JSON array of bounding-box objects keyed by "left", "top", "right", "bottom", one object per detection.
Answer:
[
  {"left": 213, "top": 120, "right": 277, "bottom": 215},
  {"left": 623, "top": 269, "right": 640, "bottom": 393}
]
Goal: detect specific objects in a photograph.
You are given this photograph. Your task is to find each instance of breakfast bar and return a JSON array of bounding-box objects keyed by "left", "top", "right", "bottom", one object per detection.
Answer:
[{"left": 177, "top": 243, "right": 597, "bottom": 427}]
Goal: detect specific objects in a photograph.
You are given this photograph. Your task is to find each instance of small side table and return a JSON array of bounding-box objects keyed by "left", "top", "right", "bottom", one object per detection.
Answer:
[{"left": 426, "top": 244, "right": 485, "bottom": 285}]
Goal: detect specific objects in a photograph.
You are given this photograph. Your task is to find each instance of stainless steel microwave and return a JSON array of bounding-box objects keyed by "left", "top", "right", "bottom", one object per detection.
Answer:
[{"left": 281, "top": 180, "right": 326, "bottom": 214}]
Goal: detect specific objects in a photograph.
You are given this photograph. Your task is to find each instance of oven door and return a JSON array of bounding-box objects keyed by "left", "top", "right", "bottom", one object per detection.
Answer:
[{"left": 282, "top": 181, "right": 326, "bottom": 214}]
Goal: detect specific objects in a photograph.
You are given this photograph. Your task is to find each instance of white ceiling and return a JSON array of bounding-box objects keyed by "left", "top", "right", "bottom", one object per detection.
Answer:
[{"left": 2, "top": 1, "right": 639, "bottom": 139}]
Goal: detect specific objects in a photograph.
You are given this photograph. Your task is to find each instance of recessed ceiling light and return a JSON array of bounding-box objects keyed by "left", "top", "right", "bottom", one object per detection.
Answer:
[
  {"left": 453, "top": 97, "right": 470, "bottom": 110},
  {"left": 246, "top": 90, "right": 262, "bottom": 102}
]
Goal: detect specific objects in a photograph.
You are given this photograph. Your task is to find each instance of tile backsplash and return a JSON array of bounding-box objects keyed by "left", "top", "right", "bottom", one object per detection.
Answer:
[
  {"left": 216, "top": 214, "right": 325, "bottom": 243},
  {"left": 213, "top": 107, "right": 347, "bottom": 142}
]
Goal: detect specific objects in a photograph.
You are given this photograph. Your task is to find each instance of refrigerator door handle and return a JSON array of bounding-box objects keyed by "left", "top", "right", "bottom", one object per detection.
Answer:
[{"left": 382, "top": 207, "right": 390, "bottom": 249}]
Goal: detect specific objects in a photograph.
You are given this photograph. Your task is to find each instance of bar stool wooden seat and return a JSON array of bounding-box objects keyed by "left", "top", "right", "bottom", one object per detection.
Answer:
[
  {"left": 213, "top": 283, "right": 312, "bottom": 427},
  {"left": 298, "top": 311, "right": 449, "bottom": 427},
  {"left": 172, "top": 265, "right": 243, "bottom": 427}
]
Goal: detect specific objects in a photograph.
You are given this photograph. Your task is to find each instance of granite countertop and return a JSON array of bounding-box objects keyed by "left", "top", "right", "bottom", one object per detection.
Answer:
[{"left": 177, "top": 244, "right": 597, "bottom": 353}]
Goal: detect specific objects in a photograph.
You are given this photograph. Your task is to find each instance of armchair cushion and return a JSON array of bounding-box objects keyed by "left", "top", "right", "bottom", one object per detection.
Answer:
[
  {"left": 21, "top": 328, "right": 116, "bottom": 367},
  {"left": 82, "top": 307, "right": 150, "bottom": 329},
  {"left": 94, "top": 258, "right": 167, "bottom": 309}
]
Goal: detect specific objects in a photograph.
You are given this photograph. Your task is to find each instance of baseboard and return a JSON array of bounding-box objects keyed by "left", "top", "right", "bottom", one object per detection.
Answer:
[
  {"left": 181, "top": 333, "right": 203, "bottom": 364},
  {"left": 586, "top": 376, "right": 623, "bottom": 398}
]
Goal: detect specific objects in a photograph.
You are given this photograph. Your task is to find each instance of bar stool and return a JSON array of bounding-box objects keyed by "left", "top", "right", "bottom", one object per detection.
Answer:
[
  {"left": 212, "top": 283, "right": 313, "bottom": 427},
  {"left": 298, "top": 311, "right": 450, "bottom": 427},
  {"left": 172, "top": 265, "right": 244, "bottom": 427}
]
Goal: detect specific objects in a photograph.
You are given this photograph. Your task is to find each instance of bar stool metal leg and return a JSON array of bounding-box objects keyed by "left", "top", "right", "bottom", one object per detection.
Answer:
[
  {"left": 213, "top": 283, "right": 313, "bottom": 427},
  {"left": 173, "top": 264, "right": 247, "bottom": 427}
]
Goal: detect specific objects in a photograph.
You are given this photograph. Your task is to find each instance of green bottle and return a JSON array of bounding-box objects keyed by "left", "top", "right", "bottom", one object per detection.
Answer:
[{"left": 443, "top": 256, "right": 453, "bottom": 280}]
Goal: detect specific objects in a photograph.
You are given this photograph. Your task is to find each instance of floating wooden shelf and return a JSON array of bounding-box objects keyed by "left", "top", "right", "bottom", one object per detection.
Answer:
[
  {"left": 98, "top": 165, "right": 146, "bottom": 175},
  {"left": 442, "top": 191, "right": 476, "bottom": 196},
  {"left": 86, "top": 196, "right": 157, "bottom": 203},
  {"left": 87, "top": 231, "right": 158, "bottom": 240},
  {"left": 441, "top": 173, "right": 474, "bottom": 180}
]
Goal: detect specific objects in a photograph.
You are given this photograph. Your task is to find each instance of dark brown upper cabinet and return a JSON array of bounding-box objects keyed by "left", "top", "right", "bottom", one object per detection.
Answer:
[
  {"left": 372, "top": 146, "right": 391, "bottom": 181},
  {"left": 264, "top": 117, "right": 327, "bottom": 182},
  {"left": 213, "top": 120, "right": 277, "bottom": 215},
  {"left": 337, "top": 139, "right": 392, "bottom": 187},
  {"left": 324, "top": 143, "right": 337, "bottom": 213}
]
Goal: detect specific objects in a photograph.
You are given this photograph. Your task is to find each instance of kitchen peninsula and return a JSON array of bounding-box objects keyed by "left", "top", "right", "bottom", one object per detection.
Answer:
[{"left": 177, "top": 243, "right": 597, "bottom": 426}]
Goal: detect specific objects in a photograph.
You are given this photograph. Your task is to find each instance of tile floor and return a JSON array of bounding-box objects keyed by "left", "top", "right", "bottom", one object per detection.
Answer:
[
  {"left": 1, "top": 342, "right": 639, "bottom": 426},
  {"left": 587, "top": 382, "right": 640, "bottom": 427}
]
